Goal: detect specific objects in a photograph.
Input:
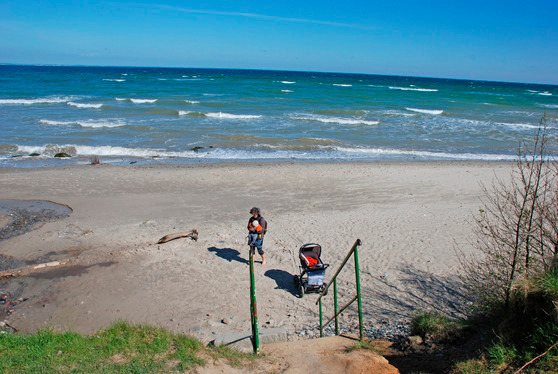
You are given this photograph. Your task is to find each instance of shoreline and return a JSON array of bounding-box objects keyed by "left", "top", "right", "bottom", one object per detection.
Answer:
[
  {"left": 0, "top": 161, "right": 514, "bottom": 342},
  {"left": 0, "top": 157, "right": 517, "bottom": 170}
]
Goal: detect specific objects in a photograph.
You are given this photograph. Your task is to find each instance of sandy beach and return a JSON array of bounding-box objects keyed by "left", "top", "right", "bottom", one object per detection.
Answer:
[{"left": 0, "top": 161, "right": 513, "bottom": 343}]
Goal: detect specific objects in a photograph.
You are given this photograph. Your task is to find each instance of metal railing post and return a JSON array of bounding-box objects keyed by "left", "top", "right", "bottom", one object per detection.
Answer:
[
  {"left": 316, "top": 239, "right": 363, "bottom": 340},
  {"left": 249, "top": 253, "right": 260, "bottom": 354},
  {"left": 353, "top": 245, "right": 363, "bottom": 341},
  {"left": 334, "top": 278, "right": 339, "bottom": 335},
  {"left": 319, "top": 299, "right": 323, "bottom": 337}
]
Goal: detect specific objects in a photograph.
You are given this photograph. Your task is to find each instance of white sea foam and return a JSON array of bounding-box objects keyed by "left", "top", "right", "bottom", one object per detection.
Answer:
[
  {"left": 178, "top": 111, "right": 192, "bottom": 116},
  {"left": 389, "top": 86, "right": 438, "bottom": 92},
  {"left": 333, "top": 84, "right": 352, "bottom": 87},
  {"left": 281, "top": 81, "right": 296, "bottom": 84},
  {"left": 130, "top": 98, "right": 158, "bottom": 104},
  {"left": 0, "top": 97, "right": 69, "bottom": 105},
  {"left": 538, "top": 92, "right": 553, "bottom": 96},
  {"left": 103, "top": 79, "right": 125, "bottom": 82},
  {"left": 14, "top": 145, "right": 172, "bottom": 158},
  {"left": 67, "top": 102, "right": 103, "bottom": 109},
  {"left": 378, "top": 110, "right": 417, "bottom": 117},
  {"left": 184, "top": 100, "right": 200, "bottom": 104},
  {"left": 40, "top": 119, "right": 126, "bottom": 128},
  {"left": 40, "top": 120, "right": 75, "bottom": 126},
  {"left": 281, "top": 90, "right": 293, "bottom": 93},
  {"left": 293, "top": 114, "right": 379, "bottom": 126},
  {"left": 496, "top": 122, "right": 540, "bottom": 130},
  {"left": 206, "top": 112, "right": 262, "bottom": 120},
  {"left": 115, "top": 97, "right": 128, "bottom": 101},
  {"left": 335, "top": 146, "right": 516, "bottom": 161},
  {"left": 79, "top": 119, "right": 126, "bottom": 128},
  {"left": 405, "top": 107, "right": 444, "bottom": 115},
  {"left": 540, "top": 104, "right": 558, "bottom": 109}
]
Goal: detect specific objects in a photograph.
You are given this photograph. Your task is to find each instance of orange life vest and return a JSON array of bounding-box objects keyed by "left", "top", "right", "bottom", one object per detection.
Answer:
[{"left": 249, "top": 222, "right": 263, "bottom": 233}]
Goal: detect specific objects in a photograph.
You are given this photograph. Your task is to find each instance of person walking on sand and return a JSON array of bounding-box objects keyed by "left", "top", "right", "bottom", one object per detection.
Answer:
[{"left": 247, "top": 207, "right": 267, "bottom": 265}]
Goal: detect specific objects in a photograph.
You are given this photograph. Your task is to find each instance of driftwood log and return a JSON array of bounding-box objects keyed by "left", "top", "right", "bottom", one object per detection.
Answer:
[
  {"left": 0, "top": 259, "right": 70, "bottom": 279},
  {"left": 157, "top": 229, "right": 198, "bottom": 244}
]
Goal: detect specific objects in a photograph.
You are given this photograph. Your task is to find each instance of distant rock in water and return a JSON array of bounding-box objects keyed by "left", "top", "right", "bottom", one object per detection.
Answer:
[
  {"left": 54, "top": 152, "right": 71, "bottom": 158},
  {"left": 29, "top": 153, "right": 40, "bottom": 157}
]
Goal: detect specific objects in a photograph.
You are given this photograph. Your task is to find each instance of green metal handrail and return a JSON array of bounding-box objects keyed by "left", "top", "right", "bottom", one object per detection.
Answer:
[
  {"left": 249, "top": 254, "right": 260, "bottom": 354},
  {"left": 316, "top": 239, "right": 363, "bottom": 340}
]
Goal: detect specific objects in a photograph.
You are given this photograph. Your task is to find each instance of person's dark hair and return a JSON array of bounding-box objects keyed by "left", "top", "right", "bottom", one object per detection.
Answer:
[{"left": 250, "top": 207, "right": 260, "bottom": 215}]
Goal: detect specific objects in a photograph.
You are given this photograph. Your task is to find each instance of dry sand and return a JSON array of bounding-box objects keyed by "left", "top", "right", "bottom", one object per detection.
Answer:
[{"left": 0, "top": 161, "right": 513, "bottom": 344}]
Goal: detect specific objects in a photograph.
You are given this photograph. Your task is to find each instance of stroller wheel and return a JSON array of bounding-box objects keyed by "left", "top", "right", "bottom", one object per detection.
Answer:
[{"left": 298, "top": 283, "right": 305, "bottom": 298}]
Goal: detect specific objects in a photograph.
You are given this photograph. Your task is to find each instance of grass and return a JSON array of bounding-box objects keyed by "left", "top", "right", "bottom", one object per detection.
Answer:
[
  {"left": 410, "top": 311, "right": 468, "bottom": 342},
  {"left": 538, "top": 268, "right": 558, "bottom": 296},
  {"left": 0, "top": 321, "right": 255, "bottom": 373},
  {"left": 345, "top": 339, "right": 377, "bottom": 353}
]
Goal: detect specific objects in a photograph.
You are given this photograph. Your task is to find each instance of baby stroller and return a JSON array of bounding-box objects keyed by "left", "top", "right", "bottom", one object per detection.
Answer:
[{"left": 293, "top": 243, "right": 329, "bottom": 298}]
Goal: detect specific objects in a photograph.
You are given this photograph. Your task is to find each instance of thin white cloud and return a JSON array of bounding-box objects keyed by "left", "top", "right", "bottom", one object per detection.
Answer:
[{"left": 125, "top": 3, "right": 378, "bottom": 30}]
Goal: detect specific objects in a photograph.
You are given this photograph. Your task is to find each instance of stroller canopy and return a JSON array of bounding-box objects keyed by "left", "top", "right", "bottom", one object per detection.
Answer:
[{"left": 299, "top": 243, "right": 322, "bottom": 267}]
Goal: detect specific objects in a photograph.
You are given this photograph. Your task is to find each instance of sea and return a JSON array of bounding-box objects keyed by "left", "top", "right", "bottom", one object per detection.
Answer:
[{"left": 1, "top": 65, "right": 557, "bottom": 167}]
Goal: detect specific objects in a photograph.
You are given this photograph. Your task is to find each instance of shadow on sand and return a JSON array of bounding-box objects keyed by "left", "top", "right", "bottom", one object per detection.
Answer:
[
  {"left": 207, "top": 247, "right": 249, "bottom": 265},
  {"left": 265, "top": 269, "right": 298, "bottom": 297}
]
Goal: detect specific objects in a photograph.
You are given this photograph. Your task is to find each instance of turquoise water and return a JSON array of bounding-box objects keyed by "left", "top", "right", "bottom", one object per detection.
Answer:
[{"left": 1, "top": 65, "right": 557, "bottom": 166}]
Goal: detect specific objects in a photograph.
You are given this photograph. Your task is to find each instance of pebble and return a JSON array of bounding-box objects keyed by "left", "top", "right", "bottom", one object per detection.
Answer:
[{"left": 292, "top": 317, "right": 410, "bottom": 343}]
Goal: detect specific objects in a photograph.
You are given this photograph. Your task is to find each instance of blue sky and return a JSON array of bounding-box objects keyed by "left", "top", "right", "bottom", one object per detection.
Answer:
[{"left": 1, "top": 1, "right": 557, "bottom": 84}]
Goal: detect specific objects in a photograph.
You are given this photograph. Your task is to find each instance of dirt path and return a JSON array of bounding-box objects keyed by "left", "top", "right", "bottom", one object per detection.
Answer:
[{"left": 196, "top": 336, "right": 399, "bottom": 373}]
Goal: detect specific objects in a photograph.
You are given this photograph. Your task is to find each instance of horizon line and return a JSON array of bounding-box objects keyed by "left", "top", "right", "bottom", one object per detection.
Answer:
[{"left": 1, "top": 62, "right": 556, "bottom": 87}]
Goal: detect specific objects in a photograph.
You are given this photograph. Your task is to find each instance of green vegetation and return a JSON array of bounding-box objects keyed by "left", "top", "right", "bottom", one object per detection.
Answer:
[
  {"left": 0, "top": 321, "right": 255, "bottom": 373},
  {"left": 411, "top": 269, "right": 558, "bottom": 373},
  {"left": 410, "top": 312, "right": 469, "bottom": 342},
  {"left": 444, "top": 117, "right": 558, "bottom": 373},
  {"left": 346, "top": 339, "right": 377, "bottom": 353}
]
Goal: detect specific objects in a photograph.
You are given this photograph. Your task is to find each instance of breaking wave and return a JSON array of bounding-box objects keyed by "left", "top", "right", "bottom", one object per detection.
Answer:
[
  {"left": 67, "top": 102, "right": 103, "bottom": 109},
  {"left": 130, "top": 98, "right": 158, "bottom": 104},
  {"left": 389, "top": 86, "right": 438, "bottom": 92},
  {"left": 292, "top": 114, "right": 379, "bottom": 126},
  {"left": 205, "top": 112, "right": 262, "bottom": 119},
  {"left": 0, "top": 97, "right": 70, "bottom": 105},
  {"left": 405, "top": 108, "right": 444, "bottom": 115},
  {"left": 40, "top": 119, "right": 126, "bottom": 128}
]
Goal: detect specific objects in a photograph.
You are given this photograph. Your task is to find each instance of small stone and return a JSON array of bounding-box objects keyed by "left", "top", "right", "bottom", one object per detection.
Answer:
[
  {"left": 56, "top": 350, "right": 63, "bottom": 356},
  {"left": 408, "top": 335, "right": 423, "bottom": 346},
  {"left": 221, "top": 318, "right": 229, "bottom": 325}
]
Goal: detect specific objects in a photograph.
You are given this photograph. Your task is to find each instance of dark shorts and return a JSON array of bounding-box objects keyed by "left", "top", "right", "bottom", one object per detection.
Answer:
[{"left": 249, "top": 239, "right": 264, "bottom": 256}]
